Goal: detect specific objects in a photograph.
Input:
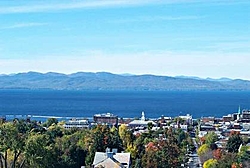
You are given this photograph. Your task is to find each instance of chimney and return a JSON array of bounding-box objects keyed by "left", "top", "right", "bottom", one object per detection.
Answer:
[
  {"left": 106, "top": 152, "right": 114, "bottom": 158},
  {"left": 106, "top": 147, "right": 114, "bottom": 158},
  {"left": 112, "top": 148, "right": 118, "bottom": 154}
]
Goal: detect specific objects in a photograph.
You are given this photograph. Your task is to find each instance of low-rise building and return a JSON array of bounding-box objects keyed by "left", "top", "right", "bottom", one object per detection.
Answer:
[
  {"left": 63, "top": 118, "right": 90, "bottom": 129},
  {"left": 92, "top": 148, "right": 131, "bottom": 168},
  {"left": 223, "top": 114, "right": 233, "bottom": 122},
  {"left": 93, "top": 113, "right": 118, "bottom": 126},
  {"left": 179, "top": 114, "right": 193, "bottom": 125},
  {"left": 242, "top": 110, "right": 250, "bottom": 119}
]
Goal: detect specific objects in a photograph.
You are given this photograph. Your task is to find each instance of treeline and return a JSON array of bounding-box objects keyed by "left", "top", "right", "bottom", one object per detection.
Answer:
[{"left": 0, "top": 118, "right": 193, "bottom": 168}]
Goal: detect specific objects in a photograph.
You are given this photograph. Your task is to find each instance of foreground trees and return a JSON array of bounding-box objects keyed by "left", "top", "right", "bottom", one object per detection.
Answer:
[
  {"left": 0, "top": 121, "right": 29, "bottom": 168},
  {"left": 198, "top": 131, "right": 250, "bottom": 168},
  {"left": 0, "top": 119, "right": 192, "bottom": 168},
  {"left": 3, "top": 118, "right": 249, "bottom": 168}
]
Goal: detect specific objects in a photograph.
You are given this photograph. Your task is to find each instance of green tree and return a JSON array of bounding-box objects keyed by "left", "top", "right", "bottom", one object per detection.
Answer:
[
  {"left": 205, "top": 132, "right": 218, "bottom": 145},
  {"left": 43, "top": 118, "right": 58, "bottom": 128},
  {"left": 107, "top": 126, "right": 123, "bottom": 151},
  {"left": 46, "top": 123, "right": 64, "bottom": 141},
  {"left": 83, "top": 125, "right": 110, "bottom": 166},
  {"left": 54, "top": 132, "right": 86, "bottom": 168},
  {"left": 226, "top": 134, "right": 243, "bottom": 153},
  {"left": 25, "top": 133, "right": 56, "bottom": 168},
  {"left": 0, "top": 122, "right": 26, "bottom": 168},
  {"left": 238, "top": 145, "right": 250, "bottom": 163}
]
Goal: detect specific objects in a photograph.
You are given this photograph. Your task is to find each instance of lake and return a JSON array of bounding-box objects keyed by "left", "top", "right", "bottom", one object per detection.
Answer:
[{"left": 0, "top": 90, "right": 250, "bottom": 120}]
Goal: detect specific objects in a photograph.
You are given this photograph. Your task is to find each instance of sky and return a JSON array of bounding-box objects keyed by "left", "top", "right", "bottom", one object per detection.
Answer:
[{"left": 0, "top": 0, "right": 249, "bottom": 79}]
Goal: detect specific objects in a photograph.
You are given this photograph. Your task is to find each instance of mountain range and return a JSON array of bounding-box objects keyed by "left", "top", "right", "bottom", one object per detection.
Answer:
[{"left": 0, "top": 72, "right": 250, "bottom": 91}]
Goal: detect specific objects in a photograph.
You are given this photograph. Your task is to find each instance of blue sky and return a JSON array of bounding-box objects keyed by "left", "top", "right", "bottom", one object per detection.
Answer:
[{"left": 0, "top": 0, "right": 249, "bottom": 79}]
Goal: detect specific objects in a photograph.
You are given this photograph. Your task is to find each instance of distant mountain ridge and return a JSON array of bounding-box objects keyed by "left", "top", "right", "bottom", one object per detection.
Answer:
[{"left": 0, "top": 72, "right": 250, "bottom": 91}]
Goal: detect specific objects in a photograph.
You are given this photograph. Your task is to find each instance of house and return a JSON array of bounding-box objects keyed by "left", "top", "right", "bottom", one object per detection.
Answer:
[{"left": 92, "top": 148, "right": 131, "bottom": 168}]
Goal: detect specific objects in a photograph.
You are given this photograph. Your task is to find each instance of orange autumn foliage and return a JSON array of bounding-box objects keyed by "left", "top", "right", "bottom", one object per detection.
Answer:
[{"left": 213, "top": 149, "right": 222, "bottom": 160}]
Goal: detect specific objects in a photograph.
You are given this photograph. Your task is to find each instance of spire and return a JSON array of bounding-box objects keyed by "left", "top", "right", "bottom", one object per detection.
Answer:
[
  {"left": 141, "top": 111, "right": 145, "bottom": 121},
  {"left": 237, "top": 105, "right": 241, "bottom": 121}
]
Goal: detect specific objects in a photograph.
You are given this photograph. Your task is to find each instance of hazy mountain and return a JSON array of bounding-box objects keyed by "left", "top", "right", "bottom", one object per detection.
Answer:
[{"left": 0, "top": 72, "right": 250, "bottom": 91}]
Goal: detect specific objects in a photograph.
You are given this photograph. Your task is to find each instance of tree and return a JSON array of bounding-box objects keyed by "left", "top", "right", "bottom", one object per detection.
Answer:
[
  {"left": 106, "top": 126, "right": 123, "bottom": 151},
  {"left": 238, "top": 145, "right": 250, "bottom": 164},
  {"left": 213, "top": 149, "right": 222, "bottom": 160},
  {"left": 205, "top": 132, "right": 218, "bottom": 145},
  {"left": 83, "top": 125, "right": 112, "bottom": 166},
  {"left": 216, "top": 152, "right": 237, "bottom": 168},
  {"left": 198, "top": 144, "right": 213, "bottom": 163},
  {"left": 147, "top": 122, "right": 153, "bottom": 131},
  {"left": 54, "top": 132, "right": 86, "bottom": 168},
  {"left": 198, "top": 144, "right": 210, "bottom": 156},
  {"left": 142, "top": 142, "right": 159, "bottom": 168},
  {"left": 226, "top": 134, "right": 243, "bottom": 153},
  {"left": 46, "top": 123, "right": 64, "bottom": 141},
  {"left": 0, "top": 122, "right": 26, "bottom": 168},
  {"left": 25, "top": 133, "right": 56, "bottom": 168},
  {"left": 118, "top": 124, "right": 134, "bottom": 149},
  {"left": 43, "top": 118, "right": 58, "bottom": 128},
  {"left": 203, "top": 159, "right": 217, "bottom": 168}
]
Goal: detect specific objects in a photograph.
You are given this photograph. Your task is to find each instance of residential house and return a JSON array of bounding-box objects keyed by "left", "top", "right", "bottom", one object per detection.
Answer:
[{"left": 92, "top": 148, "right": 131, "bottom": 168}]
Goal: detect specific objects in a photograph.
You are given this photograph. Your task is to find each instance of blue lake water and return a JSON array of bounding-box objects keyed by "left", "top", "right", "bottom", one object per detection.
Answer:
[{"left": 0, "top": 90, "right": 250, "bottom": 120}]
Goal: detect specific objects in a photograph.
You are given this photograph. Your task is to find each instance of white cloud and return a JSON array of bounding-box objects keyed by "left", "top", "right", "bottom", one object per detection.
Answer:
[
  {"left": 0, "top": 0, "right": 166, "bottom": 14},
  {"left": 111, "top": 15, "right": 205, "bottom": 23},
  {"left": 0, "top": 0, "right": 249, "bottom": 14},
  {"left": 0, "top": 22, "right": 48, "bottom": 29},
  {"left": 203, "top": 41, "right": 250, "bottom": 52}
]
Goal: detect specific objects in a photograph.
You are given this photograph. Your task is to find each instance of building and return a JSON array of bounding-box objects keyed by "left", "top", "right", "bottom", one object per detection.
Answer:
[
  {"left": 92, "top": 148, "right": 131, "bottom": 168},
  {"left": 128, "top": 111, "right": 156, "bottom": 129},
  {"left": 179, "top": 114, "right": 193, "bottom": 125},
  {"left": 201, "top": 117, "right": 215, "bottom": 125},
  {"left": 223, "top": 114, "right": 233, "bottom": 122},
  {"left": 242, "top": 110, "right": 250, "bottom": 119},
  {"left": 63, "top": 118, "right": 90, "bottom": 129},
  {"left": 93, "top": 113, "right": 118, "bottom": 126}
]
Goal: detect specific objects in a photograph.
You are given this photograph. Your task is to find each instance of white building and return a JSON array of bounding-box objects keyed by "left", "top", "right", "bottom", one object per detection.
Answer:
[
  {"left": 63, "top": 118, "right": 90, "bottom": 129},
  {"left": 128, "top": 111, "right": 157, "bottom": 129}
]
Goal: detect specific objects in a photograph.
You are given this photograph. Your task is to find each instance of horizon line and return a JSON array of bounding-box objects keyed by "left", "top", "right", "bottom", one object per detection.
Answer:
[{"left": 0, "top": 70, "right": 245, "bottom": 81}]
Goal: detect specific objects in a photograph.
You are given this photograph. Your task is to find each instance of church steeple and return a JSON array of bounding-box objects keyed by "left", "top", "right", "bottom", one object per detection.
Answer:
[
  {"left": 141, "top": 111, "right": 145, "bottom": 121},
  {"left": 237, "top": 105, "right": 241, "bottom": 120}
]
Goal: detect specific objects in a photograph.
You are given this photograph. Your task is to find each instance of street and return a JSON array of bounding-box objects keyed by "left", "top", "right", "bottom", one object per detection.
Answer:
[{"left": 187, "top": 138, "right": 202, "bottom": 168}]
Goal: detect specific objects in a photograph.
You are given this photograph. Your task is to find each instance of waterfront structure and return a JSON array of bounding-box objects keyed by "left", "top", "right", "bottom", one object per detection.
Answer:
[
  {"left": 93, "top": 113, "right": 118, "bottom": 126},
  {"left": 63, "top": 118, "right": 90, "bottom": 129}
]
